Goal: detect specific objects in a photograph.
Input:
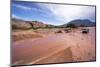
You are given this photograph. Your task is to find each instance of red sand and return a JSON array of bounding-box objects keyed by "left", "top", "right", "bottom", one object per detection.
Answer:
[{"left": 12, "top": 27, "right": 95, "bottom": 65}]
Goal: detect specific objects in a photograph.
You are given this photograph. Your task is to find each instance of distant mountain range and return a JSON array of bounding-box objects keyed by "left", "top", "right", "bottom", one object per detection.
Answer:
[
  {"left": 62, "top": 19, "right": 95, "bottom": 27},
  {"left": 12, "top": 18, "right": 95, "bottom": 30}
]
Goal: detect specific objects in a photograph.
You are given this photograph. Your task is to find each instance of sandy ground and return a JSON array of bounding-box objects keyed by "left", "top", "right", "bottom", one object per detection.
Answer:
[
  {"left": 12, "top": 31, "right": 44, "bottom": 42},
  {"left": 12, "top": 27, "right": 96, "bottom": 65}
]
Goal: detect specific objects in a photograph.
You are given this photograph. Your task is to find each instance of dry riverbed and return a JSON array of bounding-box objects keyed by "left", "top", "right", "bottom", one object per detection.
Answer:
[{"left": 12, "top": 27, "right": 96, "bottom": 65}]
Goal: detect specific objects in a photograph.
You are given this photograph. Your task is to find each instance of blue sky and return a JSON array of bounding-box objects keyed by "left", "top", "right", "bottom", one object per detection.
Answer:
[{"left": 12, "top": 1, "right": 96, "bottom": 25}]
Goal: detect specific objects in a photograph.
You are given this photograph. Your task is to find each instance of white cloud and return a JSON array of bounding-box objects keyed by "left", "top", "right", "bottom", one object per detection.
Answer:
[
  {"left": 12, "top": 14, "right": 31, "bottom": 21},
  {"left": 13, "top": 4, "right": 32, "bottom": 10},
  {"left": 12, "top": 14, "right": 21, "bottom": 19},
  {"left": 42, "top": 4, "right": 95, "bottom": 22}
]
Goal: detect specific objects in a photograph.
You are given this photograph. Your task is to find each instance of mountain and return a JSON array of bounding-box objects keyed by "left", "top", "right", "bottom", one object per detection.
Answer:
[
  {"left": 12, "top": 18, "right": 95, "bottom": 30},
  {"left": 12, "top": 18, "right": 32, "bottom": 30},
  {"left": 11, "top": 18, "right": 53, "bottom": 30},
  {"left": 62, "top": 19, "right": 95, "bottom": 27},
  {"left": 28, "top": 21, "right": 48, "bottom": 28}
]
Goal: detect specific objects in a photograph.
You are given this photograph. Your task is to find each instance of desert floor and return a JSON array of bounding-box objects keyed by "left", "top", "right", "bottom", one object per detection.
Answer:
[{"left": 12, "top": 27, "right": 96, "bottom": 65}]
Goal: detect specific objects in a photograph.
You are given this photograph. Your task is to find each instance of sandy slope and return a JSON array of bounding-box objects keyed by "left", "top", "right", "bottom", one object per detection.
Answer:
[{"left": 12, "top": 27, "right": 96, "bottom": 65}]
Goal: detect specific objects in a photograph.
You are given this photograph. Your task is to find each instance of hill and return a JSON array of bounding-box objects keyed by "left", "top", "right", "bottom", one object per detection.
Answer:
[
  {"left": 11, "top": 18, "right": 53, "bottom": 30},
  {"left": 61, "top": 19, "right": 95, "bottom": 27}
]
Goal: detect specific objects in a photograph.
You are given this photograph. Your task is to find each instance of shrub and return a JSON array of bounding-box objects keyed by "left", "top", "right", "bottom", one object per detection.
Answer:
[
  {"left": 66, "top": 23, "right": 77, "bottom": 28},
  {"left": 56, "top": 30, "right": 62, "bottom": 33}
]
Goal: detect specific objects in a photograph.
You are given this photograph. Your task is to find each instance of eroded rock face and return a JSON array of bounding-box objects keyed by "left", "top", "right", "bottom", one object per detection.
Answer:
[
  {"left": 30, "top": 21, "right": 47, "bottom": 28},
  {"left": 11, "top": 18, "right": 48, "bottom": 30},
  {"left": 12, "top": 18, "right": 32, "bottom": 30}
]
